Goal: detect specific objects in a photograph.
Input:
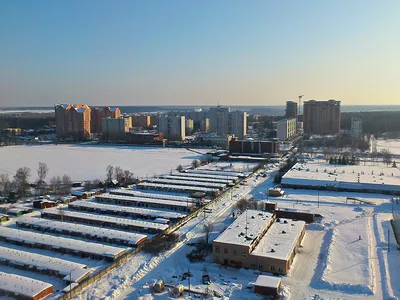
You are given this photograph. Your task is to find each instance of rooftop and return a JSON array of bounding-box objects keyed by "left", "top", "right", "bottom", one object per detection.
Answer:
[
  {"left": 137, "top": 182, "right": 219, "bottom": 193},
  {"left": 109, "top": 189, "right": 197, "bottom": 203},
  {"left": 0, "top": 245, "right": 89, "bottom": 282},
  {"left": 251, "top": 218, "right": 305, "bottom": 261},
  {"left": 69, "top": 200, "right": 186, "bottom": 219},
  {"left": 282, "top": 161, "right": 400, "bottom": 192},
  {"left": 0, "top": 272, "right": 53, "bottom": 298},
  {"left": 214, "top": 210, "right": 274, "bottom": 247},
  {"left": 0, "top": 226, "right": 126, "bottom": 258},
  {"left": 148, "top": 178, "right": 226, "bottom": 189},
  {"left": 97, "top": 193, "right": 192, "bottom": 208},
  {"left": 42, "top": 208, "right": 168, "bottom": 231},
  {"left": 254, "top": 274, "right": 282, "bottom": 288},
  {"left": 17, "top": 217, "right": 148, "bottom": 246}
]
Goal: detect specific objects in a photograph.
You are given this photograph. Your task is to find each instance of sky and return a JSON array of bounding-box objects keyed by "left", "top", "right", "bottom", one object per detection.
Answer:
[{"left": 0, "top": 1, "right": 399, "bottom": 107}]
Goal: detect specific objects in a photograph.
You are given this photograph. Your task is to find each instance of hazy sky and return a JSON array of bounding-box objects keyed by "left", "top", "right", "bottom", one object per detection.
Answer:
[{"left": 1, "top": 1, "right": 399, "bottom": 107}]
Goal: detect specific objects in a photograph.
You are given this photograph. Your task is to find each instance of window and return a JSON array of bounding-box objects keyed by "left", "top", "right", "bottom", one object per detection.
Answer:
[
  {"left": 224, "top": 248, "right": 228, "bottom": 254},
  {"left": 215, "top": 246, "right": 220, "bottom": 253},
  {"left": 278, "top": 268, "right": 282, "bottom": 273},
  {"left": 232, "top": 249, "right": 238, "bottom": 256},
  {"left": 258, "top": 264, "right": 263, "bottom": 270},
  {"left": 271, "top": 266, "right": 275, "bottom": 271},
  {"left": 214, "top": 256, "right": 220, "bottom": 263},
  {"left": 251, "top": 264, "right": 256, "bottom": 268},
  {"left": 241, "top": 251, "right": 246, "bottom": 257}
]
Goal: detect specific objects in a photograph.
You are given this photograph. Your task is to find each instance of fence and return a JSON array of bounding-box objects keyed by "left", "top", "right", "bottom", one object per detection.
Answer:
[
  {"left": 392, "top": 212, "right": 400, "bottom": 245},
  {"left": 57, "top": 173, "right": 249, "bottom": 299}
]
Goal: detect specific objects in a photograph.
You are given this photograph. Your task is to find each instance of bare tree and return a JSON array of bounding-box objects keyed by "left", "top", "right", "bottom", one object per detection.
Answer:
[
  {"left": 191, "top": 160, "right": 200, "bottom": 169},
  {"left": 234, "top": 198, "right": 250, "bottom": 214},
  {"left": 203, "top": 222, "right": 214, "bottom": 245},
  {"left": 36, "top": 162, "right": 49, "bottom": 196},
  {"left": 115, "top": 166, "right": 124, "bottom": 183},
  {"left": 381, "top": 149, "right": 393, "bottom": 167},
  {"left": 106, "top": 165, "right": 114, "bottom": 183},
  {"left": 61, "top": 174, "right": 72, "bottom": 195},
  {"left": 176, "top": 164, "right": 183, "bottom": 172},
  {"left": 0, "top": 174, "right": 12, "bottom": 197},
  {"left": 123, "top": 170, "right": 133, "bottom": 186},
  {"left": 83, "top": 180, "right": 93, "bottom": 192},
  {"left": 14, "top": 167, "right": 31, "bottom": 199},
  {"left": 50, "top": 176, "right": 62, "bottom": 197}
]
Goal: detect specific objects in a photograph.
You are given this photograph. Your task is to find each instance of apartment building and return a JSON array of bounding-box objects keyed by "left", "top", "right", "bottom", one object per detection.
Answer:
[
  {"left": 303, "top": 100, "right": 341, "bottom": 135},
  {"left": 276, "top": 118, "right": 297, "bottom": 140},
  {"left": 55, "top": 104, "right": 91, "bottom": 138},
  {"left": 91, "top": 107, "right": 121, "bottom": 133}
]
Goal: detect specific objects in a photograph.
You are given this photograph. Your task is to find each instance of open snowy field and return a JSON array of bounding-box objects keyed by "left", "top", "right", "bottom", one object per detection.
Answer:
[
  {"left": 0, "top": 144, "right": 207, "bottom": 181},
  {"left": 377, "top": 139, "right": 400, "bottom": 155},
  {"left": 321, "top": 218, "right": 373, "bottom": 294}
]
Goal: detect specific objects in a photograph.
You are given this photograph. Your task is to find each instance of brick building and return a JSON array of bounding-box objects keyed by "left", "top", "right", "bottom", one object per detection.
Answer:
[
  {"left": 91, "top": 106, "right": 121, "bottom": 133},
  {"left": 303, "top": 100, "right": 341, "bottom": 135},
  {"left": 55, "top": 104, "right": 91, "bottom": 138}
]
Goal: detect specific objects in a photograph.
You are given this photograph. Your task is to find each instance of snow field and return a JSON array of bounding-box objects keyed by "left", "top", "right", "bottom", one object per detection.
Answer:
[
  {"left": 321, "top": 217, "right": 374, "bottom": 295},
  {"left": 0, "top": 144, "right": 206, "bottom": 181}
]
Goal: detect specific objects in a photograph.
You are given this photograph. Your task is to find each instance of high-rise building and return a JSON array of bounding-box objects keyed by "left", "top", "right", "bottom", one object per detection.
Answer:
[
  {"left": 230, "top": 111, "right": 247, "bottom": 139},
  {"left": 185, "top": 119, "right": 194, "bottom": 135},
  {"left": 102, "top": 117, "right": 131, "bottom": 139},
  {"left": 210, "top": 106, "right": 230, "bottom": 136},
  {"left": 303, "top": 100, "right": 341, "bottom": 135},
  {"left": 91, "top": 107, "right": 121, "bottom": 133},
  {"left": 157, "top": 115, "right": 186, "bottom": 141},
  {"left": 132, "top": 115, "right": 151, "bottom": 128},
  {"left": 210, "top": 106, "right": 247, "bottom": 139},
  {"left": 200, "top": 118, "right": 210, "bottom": 133},
  {"left": 55, "top": 104, "right": 91, "bottom": 138},
  {"left": 277, "top": 118, "right": 297, "bottom": 140},
  {"left": 351, "top": 117, "right": 362, "bottom": 137},
  {"left": 285, "top": 101, "right": 298, "bottom": 119}
]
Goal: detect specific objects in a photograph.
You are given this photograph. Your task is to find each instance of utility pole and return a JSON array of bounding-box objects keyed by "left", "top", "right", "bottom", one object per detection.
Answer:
[{"left": 69, "top": 271, "right": 72, "bottom": 299}]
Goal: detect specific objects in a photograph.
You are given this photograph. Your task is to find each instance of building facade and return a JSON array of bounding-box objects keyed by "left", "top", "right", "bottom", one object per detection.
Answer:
[
  {"left": 210, "top": 106, "right": 247, "bottom": 139},
  {"left": 276, "top": 118, "right": 297, "bottom": 140},
  {"left": 210, "top": 106, "right": 230, "bottom": 136},
  {"left": 132, "top": 115, "right": 151, "bottom": 128},
  {"left": 55, "top": 104, "right": 91, "bottom": 138},
  {"left": 230, "top": 111, "right": 247, "bottom": 139},
  {"left": 303, "top": 100, "right": 341, "bottom": 135},
  {"left": 157, "top": 115, "right": 186, "bottom": 141},
  {"left": 212, "top": 210, "right": 306, "bottom": 275},
  {"left": 229, "top": 140, "right": 280, "bottom": 156},
  {"left": 351, "top": 117, "right": 362, "bottom": 137},
  {"left": 91, "top": 107, "right": 121, "bottom": 133},
  {"left": 285, "top": 101, "right": 298, "bottom": 119},
  {"left": 102, "top": 117, "right": 131, "bottom": 139}
]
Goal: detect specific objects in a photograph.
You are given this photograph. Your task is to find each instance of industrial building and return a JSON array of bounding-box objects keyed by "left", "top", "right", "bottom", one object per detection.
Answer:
[
  {"left": 0, "top": 272, "right": 54, "bottom": 300},
  {"left": 229, "top": 140, "right": 280, "bottom": 156},
  {"left": 41, "top": 208, "right": 167, "bottom": 234},
  {"left": 16, "top": 217, "right": 147, "bottom": 247},
  {"left": 212, "top": 210, "right": 306, "bottom": 275},
  {"left": 96, "top": 193, "right": 192, "bottom": 212}
]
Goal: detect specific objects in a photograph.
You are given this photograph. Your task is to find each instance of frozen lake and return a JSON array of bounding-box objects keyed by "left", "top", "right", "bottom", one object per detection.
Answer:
[{"left": 0, "top": 144, "right": 207, "bottom": 181}]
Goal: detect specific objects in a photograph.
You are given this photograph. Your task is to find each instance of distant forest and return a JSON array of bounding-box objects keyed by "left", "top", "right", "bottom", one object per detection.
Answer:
[{"left": 341, "top": 111, "right": 400, "bottom": 136}]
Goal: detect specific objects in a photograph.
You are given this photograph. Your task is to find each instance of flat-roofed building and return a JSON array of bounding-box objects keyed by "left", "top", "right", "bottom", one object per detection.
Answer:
[
  {"left": 213, "top": 210, "right": 275, "bottom": 268},
  {"left": 276, "top": 118, "right": 297, "bottom": 140},
  {"left": 212, "top": 211, "right": 305, "bottom": 275},
  {"left": 250, "top": 218, "right": 306, "bottom": 274}
]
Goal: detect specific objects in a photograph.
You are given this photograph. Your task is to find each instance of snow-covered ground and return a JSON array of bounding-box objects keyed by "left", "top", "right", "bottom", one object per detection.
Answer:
[
  {"left": 0, "top": 144, "right": 208, "bottom": 181},
  {"left": 377, "top": 139, "right": 400, "bottom": 155},
  {"left": 70, "top": 163, "right": 400, "bottom": 300}
]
